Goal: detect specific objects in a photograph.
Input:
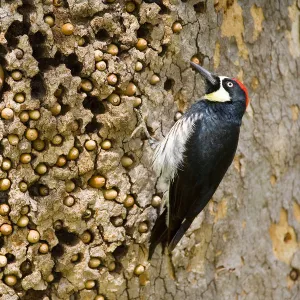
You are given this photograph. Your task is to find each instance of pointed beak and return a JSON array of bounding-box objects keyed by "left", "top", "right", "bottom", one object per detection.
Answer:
[{"left": 190, "top": 61, "right": 217, "bottom": 85}]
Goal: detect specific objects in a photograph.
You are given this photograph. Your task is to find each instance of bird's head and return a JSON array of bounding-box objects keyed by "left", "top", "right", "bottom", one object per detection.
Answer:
[{"left": 190, "top": 62, "right": 249, "bottom": 109}]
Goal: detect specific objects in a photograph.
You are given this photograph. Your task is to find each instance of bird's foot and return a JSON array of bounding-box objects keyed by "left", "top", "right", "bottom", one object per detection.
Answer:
[{"left": 127, "top": 108, "right": 159, "bottom": 149}]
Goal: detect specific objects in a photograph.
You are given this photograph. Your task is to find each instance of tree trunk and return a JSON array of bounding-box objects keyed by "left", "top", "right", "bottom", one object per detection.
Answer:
[{"left": 0, "top": 0, "right": 300, "bottom": 299}]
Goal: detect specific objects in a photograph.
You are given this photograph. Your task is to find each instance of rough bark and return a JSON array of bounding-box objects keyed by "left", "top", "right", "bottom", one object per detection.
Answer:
[{"left": 0, "top": 0, "right": 299, "bottom": 299}]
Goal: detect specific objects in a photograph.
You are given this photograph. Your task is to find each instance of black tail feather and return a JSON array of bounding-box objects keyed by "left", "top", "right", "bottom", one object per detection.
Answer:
[{"left": 148, "top": 209, "right": 168, "bottom": 259}]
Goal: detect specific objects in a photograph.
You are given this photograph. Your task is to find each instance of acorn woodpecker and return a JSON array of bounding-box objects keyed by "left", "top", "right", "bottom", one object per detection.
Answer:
[{"left": 149, "top": 62, "right": 249, "bottom": 259}]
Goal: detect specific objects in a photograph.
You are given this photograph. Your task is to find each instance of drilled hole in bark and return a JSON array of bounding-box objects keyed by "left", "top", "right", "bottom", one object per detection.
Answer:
[
  {"left": 95, "top": 29, "right": 110, "bottom": 41},
  {"left": 37, "top": 51, "right": 62, "bottom": 72},
  {"left": 23, "top": 290, "right": 49, "bottom": 300},
  {"left": 0, "top": 237, "right": 4, "bottom": 248},
  {"left": 5, "top": 21, "right": 30, "bottom": 48},
  {"left": 159, "top": 4, "right": 171, "bottom": 14},
  {"left": 64, "top": 53, "right": 83, "bottom": 76},
  {"left": 284, "top": 232, "right": 292, "bottom": 242},
  {"left": 5, "top": 253, "right": 15, "bottom": 263},
  {"left": 55, "top": 228, "right": 80, "bottom": 246},
  {"left": 51, "top": 244, "right": 64, "bottom": 258},
  {"left": 158, "top": 44, "right": 168, "bottom": 57},
  {"left": 137, "top": 24, "right": 152, "bottom": 39},
  {"left": 194, "top": 1, "right": 206, "bottom": 13},
  {"left": 83, "top": 96, "right": 105, "bottom": 115},
  {"left": 28, "top": 183, "right": 47, "bottom": 198},
  {"left": 113, "top": 244, "right": 128, "bottom": 259},
  {"left": 164, "top": 78, "right": 174, "bottom": 90},
  {"left": 0, "top": 191, "right": 9, "bottom": 203},
  {"left": 20, "top": 259, "right": 33, "bottom": 276},
  {"left": 29, "top": 31, "right": 46, "bottom": 60},
  {"left": 85, "top": 117, "right": 102, "bottom": 133},
  {"left": 31, "top": 74, "right": 46, "bottom": 99}
]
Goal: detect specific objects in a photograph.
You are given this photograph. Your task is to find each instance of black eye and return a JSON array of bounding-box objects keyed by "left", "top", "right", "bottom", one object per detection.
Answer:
[{"left": 227, "top": 82, "right": 233, "bottom": 88}]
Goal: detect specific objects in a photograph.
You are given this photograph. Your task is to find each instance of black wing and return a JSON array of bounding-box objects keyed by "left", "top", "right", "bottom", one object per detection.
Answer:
[{"left": 167, "top": 119, "right": 240, "bottom": 251}]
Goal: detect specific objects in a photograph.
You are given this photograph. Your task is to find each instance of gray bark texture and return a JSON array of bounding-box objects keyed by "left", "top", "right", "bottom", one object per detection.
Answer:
[{"left": 0, "top": 0, "right": 300, "bottom": 299}]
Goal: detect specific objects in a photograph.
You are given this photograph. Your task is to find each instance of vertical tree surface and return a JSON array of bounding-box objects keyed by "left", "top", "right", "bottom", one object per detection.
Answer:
[{"left": 0, "top": 0, "right": 300, "bottom": 299}]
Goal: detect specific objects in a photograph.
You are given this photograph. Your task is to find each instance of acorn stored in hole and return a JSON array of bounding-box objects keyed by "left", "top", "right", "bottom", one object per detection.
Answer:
[
  {"left": 27, "top": 230, "right": 40, "bottom": 243},
  {"left": 88, "top": 257, "right": 101, "bottom": 269},
  {"left": 103, "top": 189, "right": 118, "bottom": 200},
  {"left": 126, "top": 1, "right": 136, "bottom": 12},
  {"left": 0, "top": 179, "right": 11, "bottom": 191},
  {"left": 124, "top": 195, "right": 134, "bottom": 208},
  {"left": 136, "top": 38, "right": 147, "bottom": 51},
  {"left": 1, "top": 108, "right": 14, "bottom": 120},
  {"left": 14, "top": 93, "right": 25, "bottom": 103},
  {"left": 88, "top": 175, "right": 106, "bottom": 189},
  {"left": 96, "top": 61, "right": 107, "bottom": 71},
  {"left": 81, "top": 230, "right": 92, "bottom": 244},
  {"left": 107, "top": 74, "right": 118, "bottom": 86},
  {"left": 121, "top": 156, "right": 133, "bottom": 168},
  {"left": 44, "top": 15, "right": 55, "bottom": 27},
  {"left": 17, "top": 216, "right": 29, "bottom": 227},
  {"left": 108, "top": 93, "right": 120, "bottom": 106},
  {"left": 151, "top": 195, "right": 162, "bottom": 207},
  {"left": 101, "top": 140, "right": 111, "bottom": 150},
  {"left": 172, "top": 22, "right": 183, "bottom": 33},
  {"left": 150, "top": 74, "right": 160, "bottom": 85},
  {"left": 0, "top": 224, "right": 13, "bottom": 236},
  {"left": 3, "top": 275, "right": 17, "bottom": 287},
  {"left": 138, "top": 222, "right": 148, "bottom": 233},
  {"left": 107, "top": 44, "right": 119, "bottom": 56},
  {"left": 85, "top": 280, "right": 96, "bottom": 289},
  {"left": 61, "top": 23, "right": 74, "bottom": 36},
  {"left": 11, "top": 70, "right": 22, "bottom": 81},
  {"left": 1, "top": 158, "right": 12, "bottom": 171},
  {"left": 134, "top": 264, "right": 145, "bottom": 275},
  {"left": 85, "top": 140, "right": 97, "bottom": 151},
  {"left": 63, "top": 196, "right": 75, "bottom": 207},
  {"left": 39, "top": 243, "right": 49, "bottom": 254},
  {"left": 0, "top": 204, "right": 10, "bottom": 216},
  {"left": 25, "top": 128, "right": 39, "bottom": 141}
]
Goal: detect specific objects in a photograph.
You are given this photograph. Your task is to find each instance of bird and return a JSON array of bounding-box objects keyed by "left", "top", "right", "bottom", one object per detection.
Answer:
[{"left": 148, "top": 62, "right": 249, "bottom": 259}]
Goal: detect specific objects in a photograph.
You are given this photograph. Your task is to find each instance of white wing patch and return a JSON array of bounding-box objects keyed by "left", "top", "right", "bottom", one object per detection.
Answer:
[{"left": 152, "top": 114, "right": 201, "bottom": 180}]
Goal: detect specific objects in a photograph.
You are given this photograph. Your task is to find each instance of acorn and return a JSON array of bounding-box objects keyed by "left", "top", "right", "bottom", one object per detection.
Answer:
[
  {"left": 71, "top": 254, "right": 79, "bottom": 262},
  {"left": 126, "top": 1, "right": 136, "bottom": 12},
  {"left": 95, "top": 296, "right": 105, "bottom": 300},
  {"left": 44, "top": 15, "right": 55, "bottom": 27},
  {"left": 67, "top": 147, "right": 79, "bottom": 160},
  {"left": 111, "top": 216, "right": 123, "bottom": 227},
  {"left": 172, "top": 22, "right": 183, "bottom": 33},
  {"left": 82, "top": 209, "right": 92, "bottom": 219},
  {"left": 136, "top": 38, "right": 147, "bottom": 51},
  {"left": 151, "top": 195, "right": 162, "bottom": 207},
  {"left": 126, "top": 82, "right": 137, "bottom": 96},
  {"left": 88, "top": 175, "right": 106, "bottom": 189},
  {"left": 103, "top": 189, "right": 118, "bottom": 200},
  {"left": 19, "top": 111, "right": 29, "bottom": 123},
  {"left": 39, "top": 185, "right": 49, "bottom": 196},
  {"left": 27, "top": 230, "right": 40, "bottom": 243},
  {"left": 17, "top": 215, "right": 29, "bottom": 227},
  {"left": 138, "top": 222, "right": 148, "bottom": 233},
  {"left": 53, "top": 0, "right": 63, "bottom": 6},
  {"left": 80, "top": 230, "right": 92, "bottom": 244},
  {"left": 108, "top": 261, "right": 116, "bottom": 271},
  {"left": 25, "top": 128, "right": 39, "bottom": 141},
  {"left": 106, "top": 0, "right": 116, "bottom": 3},
  {"left": 20, "top": 153, "right": 31, "bottom": 164},
  {"left": 0, "top": 224, "right": 13, "bottom": 235},
  {"left": 15, "top": 49, "right": 24, "bottom": 59},
  {"left": 39, "top": 243, "right": 49, "bottom": 254},
  {"left": 8, "top": 134, "right": 19, "bottom": 145},
  {"left": 50, "top": 103, "right": 61, "bottom": 116},
  {"left": 135, "top": 61, "right": 143, "bottom": 72},
  {"left": 108, "top": 93, "right": 120, "bottom": 106},
  {"left": 29, "top": 110, "right": 41, "bottom": 120},
  {"left": 32, "top": 139, "right": 46, "bottom": 151},
  {"left": 11, "top": 70, "right": 22, "bottom": 81},
  {"left": 52, "top": 134, "right": 63, "bottom": 145},
  {"left": 20, "top": 260, "right": 32, "bottom": 276},
  {"left": 0, "top": 179, "right": 11, "bottom": 191},
  {"left": 174, "top": 111, "right": 182, "bottom": 121},
  {"left": 61, "top": 23, "right": 74, "bottom": 36},
  {"left": 94, "top": 50, "right": 103, "bottom": 62},
  {"left": 77, "top": 37, "right": 86, "bottom": 46},
  {"left": 85, "top": 280, "right": 96, "bottom": 289},
  {"left": 56, "top": 155, "right": 67, "bottom": 167},
  {"left": 0, "top": 204, "right": 10, "bottom": 216},
  {"left": 1, "top": 158, "right": 12, "bottom": 171},
  {"left": 85, "top": 140, "right": 97, "bottom": 151},
  {"left": 107, "top": 74, "right": 118, "bottom": 86},
  {"left": 107, "top": 44, "right": 119, "bottom": 56},
  {"left": 1, "top": 108, "right": 14, "bottom": 120},
  {"left": 96, "top": 61, "right": 107, "bottom": 71},
  {"left": 0, "top": 255, "right": 8, "bottom": 267},
  {"left": 54, "top": 220, "right": 63, "bottom": 231},
  {"left": 124, "top": 195, "right": 134, "bottom": 208},
  {"left": 150, "top": 74, "right": 160, "bottom": 85},
  {"left": 88, "top": 257, "right": 101, "bottom": 268},
  {"left": 191, "top": 56, "right": 200, "bottom": 65},
  {"left": 19, "top": 181, "right": 28, "bottom": 193},
  {"left": 14, "top": 93, "right": 25, "bottom": 103},
  {"left": 132, "top": 97, "right": 142, "bottom": 108},
  {"left": 134, "top": 264, "right": 145, "bottom": 275},
  {"left": 65, "top": 180, "right": 75, "bottom": 192},
  {"left": 45, "top": 274, "right": 54, "bottom": 283},
  {"left": 63, "top": 196, "right": 75, "bottom": 207},
  {"left": 54, "top": 87, "right": 63, "bottom": 98},
  {"left": 81, "top": 79, "right": 93, "bottom": 92},
  {"left": 20, "top": 205, "right": 30, "bottom": 215},
  {"left": 100, "top": 140, "right": 111, "bottom": 150},
  {"left": 3, "top": 275, "right": 17, "bottom": 286},
  {"left": 35, "top": 163, "right": 48, "bottom": 175},
  {"left": 121, "top": 156, "right": 133, "bottom": 168}
]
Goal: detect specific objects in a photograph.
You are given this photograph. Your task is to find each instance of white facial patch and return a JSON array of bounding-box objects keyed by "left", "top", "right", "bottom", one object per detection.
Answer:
[{"left": 205, "top": 76, "right": 231, "bottom": 103}]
